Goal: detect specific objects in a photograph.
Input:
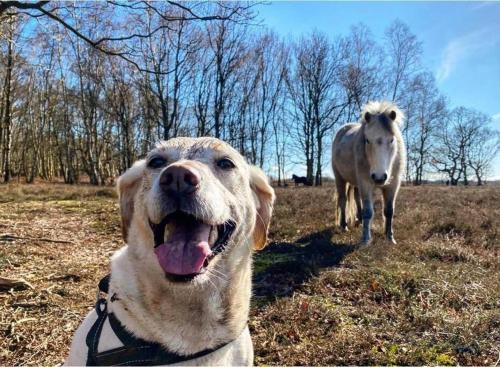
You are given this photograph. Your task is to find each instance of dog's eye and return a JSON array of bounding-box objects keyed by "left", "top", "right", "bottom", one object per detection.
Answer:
[
  {"left": 217, "top": 158, "right": 236, "bottom": 170},
  {"left": 365, "top": 139, "right": 370, "bottom": 144},
  {"left": 148, "top": 157, "right": 167, "bottom": 169}
]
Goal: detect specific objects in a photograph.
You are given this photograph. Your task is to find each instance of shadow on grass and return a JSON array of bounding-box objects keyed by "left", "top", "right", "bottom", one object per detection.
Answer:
[{"left": 252, "top": 228, "right": 354, "bottom": 304}]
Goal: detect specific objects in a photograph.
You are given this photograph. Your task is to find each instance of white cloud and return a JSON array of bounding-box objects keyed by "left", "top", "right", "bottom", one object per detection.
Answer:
[
  {"left": 436, "top": 27, "right": 500, "bottom": 83},
  {"left": 471, "top": 2, "right": 498, "bottom": 11},
  {"left": 492, "top": 113, "right": 500, "bottom": 123}
]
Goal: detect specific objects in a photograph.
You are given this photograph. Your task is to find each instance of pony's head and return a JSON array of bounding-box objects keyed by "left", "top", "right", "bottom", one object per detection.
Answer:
[{"left": 361, "top": 101, "right": 404, "bottom": 186}]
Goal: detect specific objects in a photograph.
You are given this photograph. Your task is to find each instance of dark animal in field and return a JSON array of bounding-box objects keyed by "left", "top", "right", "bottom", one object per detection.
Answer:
[{"left": 292, "top": 174, "right": 312, "bottom": 186}]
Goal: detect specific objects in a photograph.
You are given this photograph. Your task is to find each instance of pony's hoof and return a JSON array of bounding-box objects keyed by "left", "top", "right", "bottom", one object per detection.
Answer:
[
  {"left": 358, "top": 239, "right": 371, "bottom": 247},
  {"left": 341, "top": 226, "right": 349, "bottom": 232},
  {"left": 386, "top": 237, "right": 397, "bottom": 245}
]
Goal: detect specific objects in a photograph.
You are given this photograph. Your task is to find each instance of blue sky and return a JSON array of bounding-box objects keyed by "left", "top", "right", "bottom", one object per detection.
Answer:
[{"left": 257, "top": 1, "right": 500, "bottom": 179}]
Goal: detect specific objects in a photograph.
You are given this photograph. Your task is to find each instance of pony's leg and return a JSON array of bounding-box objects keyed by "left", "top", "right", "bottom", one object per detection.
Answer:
[
  {"left": 335, "top": 177, "right": 349, "bottom": 232},
  {"left": 360, "top": 188, "right": 374, "bottom": 245},
  {"left": 382, "top": 187, "right": 397, "bottom": 244},
  {"left": 354, "top": 187, "right": 362, "bottom": 226}
]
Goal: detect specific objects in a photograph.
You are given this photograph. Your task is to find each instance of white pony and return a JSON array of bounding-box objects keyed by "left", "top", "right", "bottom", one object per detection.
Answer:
[{"left": 331, "top": 101, "right": 406, "bottom": 245}]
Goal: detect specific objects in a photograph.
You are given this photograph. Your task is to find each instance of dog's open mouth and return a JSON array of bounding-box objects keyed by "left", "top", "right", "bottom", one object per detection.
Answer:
[{"left": 149, "top": 212, "right": 235, "bottom": 282}]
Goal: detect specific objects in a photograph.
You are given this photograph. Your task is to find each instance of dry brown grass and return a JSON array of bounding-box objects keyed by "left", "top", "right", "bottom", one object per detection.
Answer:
[{"left": 0, "top": 183, "right": 498, "bottom": 365}]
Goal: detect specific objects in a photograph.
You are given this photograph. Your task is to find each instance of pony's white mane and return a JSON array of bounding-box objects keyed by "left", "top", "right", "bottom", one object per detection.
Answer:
[{"left": 360, "top": 101, "right": 405, "bottom": 126}]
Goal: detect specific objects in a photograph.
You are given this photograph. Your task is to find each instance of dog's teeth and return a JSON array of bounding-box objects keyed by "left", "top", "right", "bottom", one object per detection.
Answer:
[{"left": 208, "top": 226, "right": 218, "bottom": 246}]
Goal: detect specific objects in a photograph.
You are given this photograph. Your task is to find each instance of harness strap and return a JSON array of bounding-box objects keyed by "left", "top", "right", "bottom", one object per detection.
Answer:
[
  {"left": 98, "top": 273, "right": 111, "bottom": 294},
  {"left": 85, "top": 298, "right": 108, "bottom": 366},
  {"left": 108, "top": 313, "right": 143, "bottom": 347},
  {"left": 85, "top": 274, "right": 239, "bottom": 366}
]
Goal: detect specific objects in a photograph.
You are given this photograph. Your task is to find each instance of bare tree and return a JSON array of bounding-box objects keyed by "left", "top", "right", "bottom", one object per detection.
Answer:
[
  {"left": 468, "top": 127, "right": 500, "bottom": 185},
  {"left": 407, "top": 72, "right": 446, "bottom": 185},
  {"left": 191, "top": 39, "right": 214, "bottom": 137},
  {"left": 383, "top": 20, "right": 422, "bottom": 102},
  {"left": 136, "top": 8, "right": 198, "bottom": 141},
  {"left": 251, "top": 31, "right": 288, "bottom": 168},
  {"left": 0, "top": 16, "right": 16, "bottom": 182},
  {"left": 271, "top": 102, "right": 290, "bottom": 186},
  {"left": 106, "top": 60, "right": 138, "bottom": 173},
  {"left": 288, "top": 32, "right": 348, "bottom": 185},
  {"left": 207, "top": 17, "right": 246, "bottom": 139},
  {"left": 432, "top": 107, "right": 486, "bottom": 185},
  {"left": 340, "top": 24, "right": 384, "bottom": 119},
  {"left": 67, "top": 11, "right": 110, "bottom": 185}
]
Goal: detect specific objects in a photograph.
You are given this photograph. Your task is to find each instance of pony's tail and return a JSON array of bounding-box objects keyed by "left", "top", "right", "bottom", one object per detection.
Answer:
[{"left": 335, "top": 184, "right": 357, "bottom": 227}]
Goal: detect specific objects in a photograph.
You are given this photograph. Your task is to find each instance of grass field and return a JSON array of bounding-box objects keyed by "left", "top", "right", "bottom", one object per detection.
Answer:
[{"left": 0, "top": 183, "right": 498, "bottom": 365}]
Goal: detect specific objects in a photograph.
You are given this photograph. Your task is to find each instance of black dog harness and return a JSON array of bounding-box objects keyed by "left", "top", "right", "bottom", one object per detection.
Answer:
[{"left": 86, "top": 275, "right": 235, "bottom": 366}]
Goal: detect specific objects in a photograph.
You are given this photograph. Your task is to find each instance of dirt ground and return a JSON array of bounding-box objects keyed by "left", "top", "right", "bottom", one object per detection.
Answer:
[{"left": 0, "top": 183, "right": 498, "bottom": 366}]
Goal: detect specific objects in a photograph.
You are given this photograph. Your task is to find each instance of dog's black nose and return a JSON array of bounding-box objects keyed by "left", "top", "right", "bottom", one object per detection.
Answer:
[{"left": 160, "top": 164, "right": 200, "bottom": 195}]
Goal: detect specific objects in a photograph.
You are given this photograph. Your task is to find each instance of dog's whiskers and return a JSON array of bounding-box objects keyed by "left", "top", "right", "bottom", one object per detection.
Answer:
[
  {"left": 205, "top": 275, "right": 221, "bottom": 294},
  {"left": 208, "top": 274, "right": 224, "bottom": 285},
  {"left": 207, "top": 267, "right": 226, "bottom": 281},
  {"left": 209, "top": 267, "right": 227, "bottom": 280}
]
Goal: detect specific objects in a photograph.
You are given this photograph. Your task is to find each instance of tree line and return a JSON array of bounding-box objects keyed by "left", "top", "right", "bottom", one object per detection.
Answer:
[{"left": 0, "top": 2, "right": 498, "bottom": 186}]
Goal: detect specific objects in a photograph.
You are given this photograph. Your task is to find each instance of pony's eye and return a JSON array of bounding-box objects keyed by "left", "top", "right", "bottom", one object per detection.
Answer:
[
  {"left": 217, "top": 158, "right": 236, "bottom": 170},
  {"left": 365, "top": 139, "right": 370, "bottom": 144},
  {"left": 148, "top": 157, "right": 167, "bottom": 169},
  {"left": 390, "top": 138, "right": 394, "bottom": 144}
]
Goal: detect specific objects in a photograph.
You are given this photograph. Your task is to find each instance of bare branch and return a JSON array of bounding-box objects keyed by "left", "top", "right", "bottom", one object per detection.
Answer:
[
  {"left": 0, "top": 1, "right": 256, "bottom": 75},
  {"left": 0, "top": 0, "right": 49, "bottom": 15}
]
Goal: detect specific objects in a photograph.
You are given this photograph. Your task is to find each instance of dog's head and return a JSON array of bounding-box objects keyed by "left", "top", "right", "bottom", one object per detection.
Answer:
[{"left": 116, "top": 137, "right": 275, "bottom": 286}]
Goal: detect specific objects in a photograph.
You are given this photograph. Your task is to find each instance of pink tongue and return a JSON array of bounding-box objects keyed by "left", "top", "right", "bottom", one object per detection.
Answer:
[{"left": 154, "top": 222, "right": 212, "bottom": 275}]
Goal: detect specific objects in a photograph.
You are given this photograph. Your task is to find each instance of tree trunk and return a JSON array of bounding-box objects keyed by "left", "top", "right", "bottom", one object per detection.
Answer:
[
  {"left": 315, "top": 127, "right": 322, "bottom": 186},
  {"left": 1, "top": 30, "right": 13, "bottom": 183}
]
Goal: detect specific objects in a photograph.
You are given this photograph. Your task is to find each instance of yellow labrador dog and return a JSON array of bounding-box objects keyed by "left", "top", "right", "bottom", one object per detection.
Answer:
[{"left": 66, "top": 137, "right": 275, "bottom": 366}]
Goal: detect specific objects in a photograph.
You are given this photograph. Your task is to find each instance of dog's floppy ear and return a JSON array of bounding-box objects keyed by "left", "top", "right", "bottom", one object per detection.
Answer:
[
  {"left": 116, "top": 160, "right": 146, "bottom": 242},
  {"left": 249, "top": 166, "right": 275, "bottom": 250}
]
